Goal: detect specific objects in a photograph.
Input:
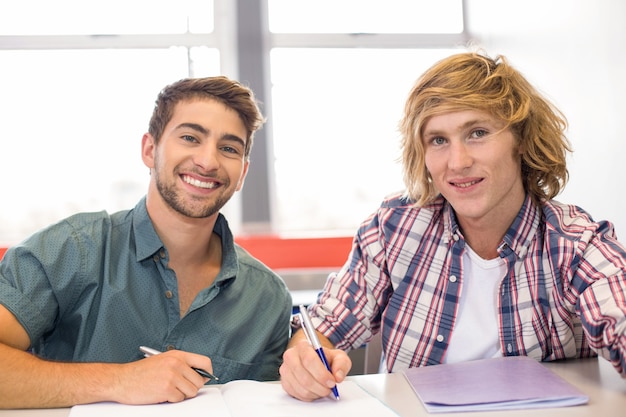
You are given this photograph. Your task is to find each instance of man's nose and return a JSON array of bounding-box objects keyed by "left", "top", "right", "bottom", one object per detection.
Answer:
[
  {"left": 194, "top": 144, "right": 220, "bottom": 170},
  {"left": 448, "top": 142, "right": 472, "bottom": 171}
]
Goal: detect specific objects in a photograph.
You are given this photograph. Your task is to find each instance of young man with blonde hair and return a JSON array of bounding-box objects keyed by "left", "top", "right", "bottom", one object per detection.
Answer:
[{"left": 280, "top": 51, "right": 626, "bottom": 401}]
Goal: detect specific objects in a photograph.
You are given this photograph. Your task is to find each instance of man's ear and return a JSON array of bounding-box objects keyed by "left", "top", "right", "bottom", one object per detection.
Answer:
[
  {"left": 236, "top": 160, "right": 250, "bottom": 191},
  {"left": 141, "top": 133, "right": 156, "bottom": 169}
]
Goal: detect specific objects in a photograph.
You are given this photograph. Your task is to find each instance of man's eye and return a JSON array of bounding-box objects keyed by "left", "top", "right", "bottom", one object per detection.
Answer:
[
  {"left": 221, "top": 146, "right": 242, "bottom": 155},
  {"left": 471, "top": 129, "right": 488, "bottom": 138},
  {"left": 182, "top": 135, "right": 197, "bottom": 142}
]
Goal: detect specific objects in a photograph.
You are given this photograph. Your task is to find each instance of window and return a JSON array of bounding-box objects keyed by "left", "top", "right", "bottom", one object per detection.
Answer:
[
  {"left": 270, "top": 47, "right": 462, "bottom": 233},
  {"left": 267, "top": 0, "right": 467, "bottom": 233},
  {"left": 0, "top": 0, "right": 213, "bottom": 35},
  {"left": 0, "top": 0, "right": 467, "bottom": 243},
  {"left": 268, "top": 0, "right": 463, "bottom": 34},
  {"left": 0, "top": 0, "right": 219, "bottom": 243}
]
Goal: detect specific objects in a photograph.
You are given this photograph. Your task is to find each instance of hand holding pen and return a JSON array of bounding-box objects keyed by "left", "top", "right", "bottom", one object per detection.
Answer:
[
  {"left": 298, "top": 305, "right": 341, "bottom": 400},
  {"left": 140, "top": 346, "right": 218, "bottom": 381},
  {"left": 103, "top": 346, "right": 216, "bottom": 404}
]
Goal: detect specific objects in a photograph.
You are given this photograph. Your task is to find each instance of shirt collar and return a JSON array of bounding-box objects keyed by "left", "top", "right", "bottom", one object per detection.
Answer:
[
  {"left": 132, "top": 196, "right": 164, "bottom": 262},
  {"left": 442, "top": 194, "right": 539, "bottom": 259},
  {"left": 131, "top": 197, "right": 239, "bottom": 280},
  {"left": 212, "top": 213, "right": 238, "bottom": 283},
  {"left": 500, "top": 194, "right": 540, "bottom": 259}
]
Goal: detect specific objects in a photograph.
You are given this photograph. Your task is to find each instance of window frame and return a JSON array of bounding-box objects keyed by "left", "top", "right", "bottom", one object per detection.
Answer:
[{"left": 0, "top": 0, "right": 470, "bottom": 238}]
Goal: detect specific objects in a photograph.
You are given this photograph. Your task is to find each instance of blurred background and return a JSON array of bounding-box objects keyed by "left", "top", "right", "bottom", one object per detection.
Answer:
[{"left": 0, "top": 0, "right": 624, "bottom": 246}]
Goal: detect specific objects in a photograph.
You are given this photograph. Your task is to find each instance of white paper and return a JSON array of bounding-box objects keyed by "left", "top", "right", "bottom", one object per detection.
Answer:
[
  {"left": 69, "top": 388, "right": 229, "bottom": 417},
  {"left": 68, "top": 380, "right": 399, "bottom": 417},
  {"left": 221, "top": 380, "right": 398, "bottom": 416}
]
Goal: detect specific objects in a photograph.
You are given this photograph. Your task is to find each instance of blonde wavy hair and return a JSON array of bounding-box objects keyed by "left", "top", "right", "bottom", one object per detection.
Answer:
[{"left": 400, "top": 52, "right": 571, "bottom": 206}]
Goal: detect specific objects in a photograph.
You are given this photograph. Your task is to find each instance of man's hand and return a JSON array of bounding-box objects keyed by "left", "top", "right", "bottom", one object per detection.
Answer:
[
  {"left": 0, "top": 342, "right": 214, "bottom": 408},
  {"left": 279, "top": 332, "right": 352, "bottom": 401},
  {"left": 106, "top": 349, "right": 214, "bottom": 405}
]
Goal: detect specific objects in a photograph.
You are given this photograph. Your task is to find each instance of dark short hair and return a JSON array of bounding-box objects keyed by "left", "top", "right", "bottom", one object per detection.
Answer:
[{"left": 148, "top": 76, "right": 265, "bottom": 159}]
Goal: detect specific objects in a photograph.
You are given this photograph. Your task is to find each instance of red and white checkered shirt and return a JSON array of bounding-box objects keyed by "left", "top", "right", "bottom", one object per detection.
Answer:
[{"left": 310, "top": 193, "right": 626, "bottom": 375}]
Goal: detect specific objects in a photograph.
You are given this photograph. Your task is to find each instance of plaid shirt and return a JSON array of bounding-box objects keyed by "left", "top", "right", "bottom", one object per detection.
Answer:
[{"left": 311, "top": 193, "right": 626, "bottom": 375}]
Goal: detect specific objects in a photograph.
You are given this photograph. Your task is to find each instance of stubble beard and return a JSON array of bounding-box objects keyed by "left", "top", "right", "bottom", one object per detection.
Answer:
[{"left": 155, "top": 169, "right": 232, "bottom": 219}]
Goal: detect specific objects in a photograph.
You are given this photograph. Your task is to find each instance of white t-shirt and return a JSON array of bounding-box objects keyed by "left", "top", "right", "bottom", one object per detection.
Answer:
[{"left": 444, "top": 245, "right": 505, "bottom": 363}]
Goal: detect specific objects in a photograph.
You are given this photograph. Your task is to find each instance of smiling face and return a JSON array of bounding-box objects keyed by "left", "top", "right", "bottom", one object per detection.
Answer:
[
  {"left": 422, "top": 110, "right": 525, "bottom": 230},
  {"left": 142, "top": 98, "right": 249, "bottom": 219}
]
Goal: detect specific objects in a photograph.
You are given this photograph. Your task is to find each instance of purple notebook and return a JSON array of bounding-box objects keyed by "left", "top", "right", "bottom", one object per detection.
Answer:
[{"left": 403, "top": 356, "right": 589, "bottom": 413}]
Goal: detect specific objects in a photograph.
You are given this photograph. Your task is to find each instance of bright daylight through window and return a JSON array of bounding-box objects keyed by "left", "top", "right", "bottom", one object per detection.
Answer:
[{"left": 0, "top": 0, "right": 465, "bottom": 244}]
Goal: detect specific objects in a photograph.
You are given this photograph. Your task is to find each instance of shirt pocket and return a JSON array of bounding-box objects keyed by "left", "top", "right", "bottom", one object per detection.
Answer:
[{"left": 209, "top": 355, "right": 279, "bottom": 383}]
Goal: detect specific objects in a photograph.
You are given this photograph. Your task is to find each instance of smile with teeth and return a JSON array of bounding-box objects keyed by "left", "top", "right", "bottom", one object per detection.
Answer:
[
  {"left": 451, "top": 179, "right": 481, "bottom": 188},
  {"left": 182, "top": 175, "right": 219, "bottom": 189}
]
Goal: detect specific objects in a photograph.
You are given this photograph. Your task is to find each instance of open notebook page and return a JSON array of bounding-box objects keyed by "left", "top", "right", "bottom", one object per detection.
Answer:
[{"left": 69, "top": 380, "right": 399, "bottom": 417}]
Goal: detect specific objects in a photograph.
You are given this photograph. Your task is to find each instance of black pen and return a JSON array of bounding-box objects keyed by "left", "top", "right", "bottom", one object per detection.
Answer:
[{"left": 139, "top": 345, "right": 219, "bottom": 381}]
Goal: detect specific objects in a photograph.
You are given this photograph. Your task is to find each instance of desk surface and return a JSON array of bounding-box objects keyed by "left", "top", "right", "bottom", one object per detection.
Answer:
[{"left": 3, "top": 357, "right": 625, "bottom": 416}]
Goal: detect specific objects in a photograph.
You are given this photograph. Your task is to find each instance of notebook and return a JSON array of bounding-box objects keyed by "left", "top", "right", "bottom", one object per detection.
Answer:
[
  {"left": 403, "top": 356, "right": 589, "bottom": 413},
  {"left": 68, "top": 380, "right": 400, "bottom": 417}
]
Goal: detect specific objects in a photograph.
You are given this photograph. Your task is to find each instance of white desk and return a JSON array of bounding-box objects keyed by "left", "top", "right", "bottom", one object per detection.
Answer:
[{"left": 3, "top": 358, "right": 624, "bottom": 416}]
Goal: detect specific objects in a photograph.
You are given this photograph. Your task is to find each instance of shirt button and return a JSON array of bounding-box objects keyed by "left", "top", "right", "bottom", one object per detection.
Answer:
[
  {"left": 165, "top": 290, "right": 173, "bottom": 299},
  {"left": 152, "top": 254, "right": 159, "bottom": 262},
  {"left": 166, "top": 345, "right": 176, "bottom": 351},
  {"left": 449, "top": 275, "right": 457, "bottom": 283},
  {"left": 507, "top": 343, "right": 513, "bottom": 353},
  {"left": 159, "top": 249, "right": 166, "bottom": 258},
  {"left": 436, "top": 335, "right": 444, "bottom": 342}
]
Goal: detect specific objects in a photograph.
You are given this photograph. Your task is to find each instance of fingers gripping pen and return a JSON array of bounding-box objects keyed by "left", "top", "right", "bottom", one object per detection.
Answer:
[{"left": 298, "top": 305, "right": 340, "bottom": 400}]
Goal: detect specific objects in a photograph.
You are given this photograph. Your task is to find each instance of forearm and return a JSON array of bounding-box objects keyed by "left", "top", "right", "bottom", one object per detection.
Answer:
[
  {"left": 579, "top": 277, "right": 626, "bottom": 375},
  {"left": 1, "top": 342, "right": 215, "bottom": 408},
  {"left": 0, "top": 343, "right": 120, "bottom": 408}
]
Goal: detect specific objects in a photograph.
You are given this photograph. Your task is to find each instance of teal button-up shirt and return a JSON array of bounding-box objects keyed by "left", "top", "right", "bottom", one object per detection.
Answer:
[{"left": 0, "top": 197, "right": 292, "bottom": 382}]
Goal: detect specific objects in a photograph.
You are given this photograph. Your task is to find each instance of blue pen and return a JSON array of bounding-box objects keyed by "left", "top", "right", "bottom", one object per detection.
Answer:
[{"left": 298, "top": 305, "right": 340, "bottom": 400}]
